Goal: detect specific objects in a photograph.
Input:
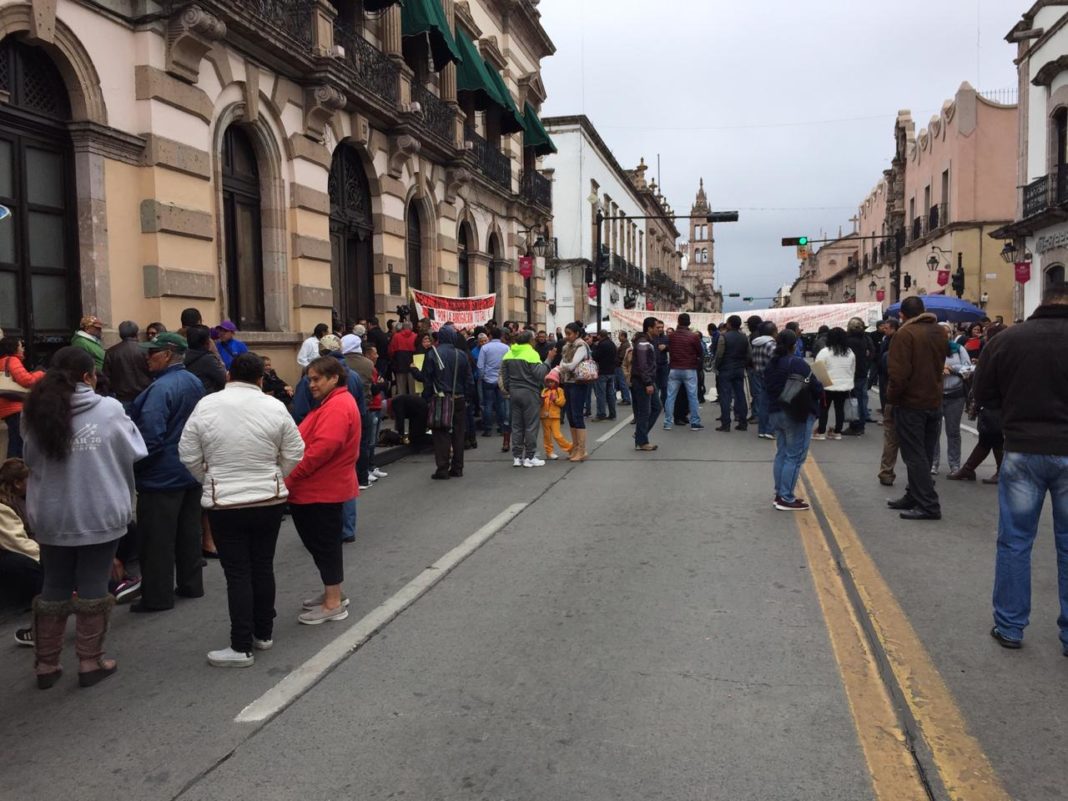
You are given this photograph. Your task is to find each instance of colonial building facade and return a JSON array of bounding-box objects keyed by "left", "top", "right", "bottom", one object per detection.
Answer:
[
  {"left": 0, "top": 0, "right": 555, "bottom": 375},
  {"left": 682, "top": 179, "right": 722, "bottom": 313}
]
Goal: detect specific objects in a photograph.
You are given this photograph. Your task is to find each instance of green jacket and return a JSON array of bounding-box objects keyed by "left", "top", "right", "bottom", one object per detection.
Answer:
[
  {"left": 71, "top": 330, "right": 106, "bottom": 372},
  {"left": 501, "top": 343, "right": 550, "bottom": 396}
]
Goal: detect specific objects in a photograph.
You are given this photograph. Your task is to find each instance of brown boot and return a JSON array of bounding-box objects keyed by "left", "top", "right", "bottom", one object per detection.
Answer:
[
  {"left": 73, "top": 595, "right": 117, "bottom": 688},
  {"left": 501, "top": 431, "right": 511, "bottom": 453},
  {"left": 33, "top": 597, "right": 71, "bottom": 689},
  {"left": 568, "top": 429, "right": 588, "bottom": 462}
]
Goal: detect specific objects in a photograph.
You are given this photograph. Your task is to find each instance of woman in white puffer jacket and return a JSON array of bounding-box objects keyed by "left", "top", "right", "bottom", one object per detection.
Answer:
[
  {"left": 179, "top": 353, "right": 305, "bottom": 668},
  {"left": 813, "top": 327, "right": 856, "bottom": 440}
]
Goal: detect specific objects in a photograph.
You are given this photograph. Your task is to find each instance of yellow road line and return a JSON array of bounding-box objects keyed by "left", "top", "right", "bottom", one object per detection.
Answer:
[
  {"left": 794, "top": 509, "right": 929, "bottom": 801},
  {"left": 803, "top": 457, "right": 1011, "bottom": 801}
]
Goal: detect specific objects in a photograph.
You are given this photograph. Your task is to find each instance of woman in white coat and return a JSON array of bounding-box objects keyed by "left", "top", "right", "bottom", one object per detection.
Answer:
[
  {"left": 813, "top": 327, "right": 856, "bottom": 440},
  {"left": 179, "top": 353, "right": 305, "bottom": 668}
]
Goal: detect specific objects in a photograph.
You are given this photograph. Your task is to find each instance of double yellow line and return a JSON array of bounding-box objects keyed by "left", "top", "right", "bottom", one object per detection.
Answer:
[{"left": 797, "top": 457, "right": 1009, "bottom": 801}]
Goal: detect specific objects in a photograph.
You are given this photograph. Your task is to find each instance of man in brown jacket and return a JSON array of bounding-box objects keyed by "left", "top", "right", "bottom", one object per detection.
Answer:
[{"left": 886, "top": 296, "right": 946, "bottom": 520}]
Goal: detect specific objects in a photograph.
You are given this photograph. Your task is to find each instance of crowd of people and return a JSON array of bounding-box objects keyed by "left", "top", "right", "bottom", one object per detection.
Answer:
[{"left": 1, "top": 282, "right": 1065, "bottom": 686}]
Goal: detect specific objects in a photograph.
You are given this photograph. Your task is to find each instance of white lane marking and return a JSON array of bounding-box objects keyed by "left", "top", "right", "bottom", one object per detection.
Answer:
[
  {"left": 962, "top": 424, "right": 979, "bottom": 436},
  {"left": 596, "top": 415, "right": 635, "bottom": 444},
  {"left": 235, "top": 502, "right": 529, "bottom": 724}
]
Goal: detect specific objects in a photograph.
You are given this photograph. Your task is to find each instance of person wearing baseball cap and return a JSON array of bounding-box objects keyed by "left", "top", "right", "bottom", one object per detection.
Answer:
[
  {"left": 128, "top": 330, "right": 206, "bottom": 613},
  {"left": 71, "top": 315, "right": 106, "bottom": 372},
  {"left": 215, "top": 320, "right": 249, "bottom": 371}
]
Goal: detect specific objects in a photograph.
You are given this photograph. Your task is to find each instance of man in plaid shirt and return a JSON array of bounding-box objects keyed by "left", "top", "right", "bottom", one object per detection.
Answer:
[{"left": 750, "top": 321, "right": 778, "bottom": 439}]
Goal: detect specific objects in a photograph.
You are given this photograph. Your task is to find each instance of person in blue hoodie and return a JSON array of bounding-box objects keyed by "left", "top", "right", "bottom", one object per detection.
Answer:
[
  {"left": 129, "top": 333, "right": 206, "bottom": 613},
  {"left": 23, "top": 346, "right": 147, "bottom": 688}
]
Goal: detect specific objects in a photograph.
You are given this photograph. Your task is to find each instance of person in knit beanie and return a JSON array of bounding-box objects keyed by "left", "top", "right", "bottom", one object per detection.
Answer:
[{"left": 540, "top": 368, "right": 571, "bottom": 460}]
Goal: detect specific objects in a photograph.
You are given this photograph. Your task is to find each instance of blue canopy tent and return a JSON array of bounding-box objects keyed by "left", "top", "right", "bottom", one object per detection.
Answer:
[{"left": 885, "top": 295, "right": 985, "bottom": 323}]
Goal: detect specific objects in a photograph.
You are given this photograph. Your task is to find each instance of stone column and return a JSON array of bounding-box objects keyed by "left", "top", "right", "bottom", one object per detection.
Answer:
[{"left": 382, "top": 5, "right": 403, "bottom": 59}]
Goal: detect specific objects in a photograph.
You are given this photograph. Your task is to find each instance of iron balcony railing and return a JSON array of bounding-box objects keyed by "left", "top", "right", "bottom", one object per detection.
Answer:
[
  {"left": 244, "top": 0, "right": 315, "bottom": 48},
  {"left": 911, "top": 216, "right": 923, "bottom": 242},
  {"left": 333, "top": 24, "right": 399, "bottom": 105},
  {"left": 464, "top": 126, "right": 511, "bottom": 191},
  {"left": 520, "top": 170, "right": 552, "bottom": 210},
  {"left": 1023, "top": 175, "right": 1051, "bottom": 218},
  {"left": 412, "top": 84, "right": 455, "bottom": 145}
]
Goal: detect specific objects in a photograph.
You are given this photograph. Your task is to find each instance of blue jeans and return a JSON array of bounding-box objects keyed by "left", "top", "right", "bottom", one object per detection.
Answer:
[
  {"left": 5, "top": 412, "right": 23, "bottom": 458},
  {"left": 851, "top": 377, "right": 869, "bottom": 432},
  {"left": 563, "top": 383, "right": 590, "bottom": 430},
  {"left": 718, "top": 369, "right": 748, "bottom": 426},
  {"left": 750, "top": 370, "right": 770, "bottom": 435},
  {"left": 771, "top": 410, "right": 813, "bottom": 502},
  {"left": 593, "top": 374, "right": 617, "bottom": 418},
  {"left": 992, "top": 451, "right": 1068, "bottom": 649},
  {"left": 656, "top": 362, "right": 669, "bottom": 406},
  {"left": 664, "top": 369, "right": 700, "bottom": 427},
  {"left": 356, "top": 411, "right": 374, "bottom": 485},
  {"left": 615, "top": 367, "right": 632, "bottom": 403},
  {"left": 481, "top": 381, "right": 510, "bottom": 433},
  {"left": 368, "top": 411, "right": 381, "bottom": 467},
  {"left": 631, "top": 382, "right": 662, "bottom": 446},
  {"left": 341, "top": 496, "right": 357, "bottom": 541}
]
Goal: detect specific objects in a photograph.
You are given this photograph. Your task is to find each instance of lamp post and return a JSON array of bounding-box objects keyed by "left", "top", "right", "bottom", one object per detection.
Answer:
[{"left": 587, "top": 190, "right": 606, "bottom": 332}]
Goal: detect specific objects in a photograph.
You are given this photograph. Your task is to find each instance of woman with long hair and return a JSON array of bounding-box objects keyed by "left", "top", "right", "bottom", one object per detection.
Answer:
[
  {"left": 285, "top": 356, "right": 360, "bottom": 625},
  {"left": 557, "top": 322, "right": 592, "bottom": 462},
  {"left": 812, "top": 327, "right": 855, "bottom": 440},
  {"left": 22, "top": 347, "right": 147, "bottom": 688},
  {"left": 764, "top": 330, "right": 822, "bottom": 511},
  {"left": 0, "top": 336, "right": 45, "bottom": 457}
]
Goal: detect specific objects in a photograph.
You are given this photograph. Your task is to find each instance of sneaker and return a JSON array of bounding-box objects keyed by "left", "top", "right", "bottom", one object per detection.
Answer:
[
  {"left": 634, "top": 443, "right": 658, "bottom": 451},
  {"left": 774, "top": 498, "right": 811, "bottom": 512},
  {"left": 207, "top": 647, "right": 254, "bottom": 668},
  {"left": 298, "top": 605, "right": 350, "bottom": 625},
  {"left": 368, "top": 473, "right": 378, "bottom": 483},
  {"left": 547, "top": 453, "right": 560, "bottom": 460},
  {"left": 252, "top": 638, "right": 273, "bottom": 651},
  {"left": 812, "top": 433, "right": 826, "bottom": 441},
  {"left": 112, "top": 576, "right": 142, "bottom": 603},
  {"left": 663, "top": 422, "right": 673, "bottom": 430},
  {"left": 371, "top": 468, "right": 388, "bottom": 478},
  {"left": 528, "top": 456, "right": 546, "bottom": 467},
  {"left": 359, "top": 483, "right": 371, "bottom": 490},
  {"left": 690, "top": 423, "right": 705, "bottom": 431},
  {"left": 14, "top": 627, "right": 33, "bottom": 647},
  {"left": 302, "top": 592, "right": 351, "bottom": 611},
  {"left": 829, "top": 432, "right": 843, "bottom": 440},
  {"left": 513, "top": 457, "right": 523, "bottom": 467}
]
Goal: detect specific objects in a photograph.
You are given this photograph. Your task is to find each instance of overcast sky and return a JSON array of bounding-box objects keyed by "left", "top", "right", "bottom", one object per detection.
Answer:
[{"left": 538, "top": 0, "right": 1023, "bottom": 311}]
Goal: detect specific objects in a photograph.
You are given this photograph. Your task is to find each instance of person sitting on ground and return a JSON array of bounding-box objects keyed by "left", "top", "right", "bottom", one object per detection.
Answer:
[
  {"left": 541, "top": 369, "right": 572, "bottom": 460},
  {"left": 260, "top": 356, "right": 294, "bottom": 406},
  {"left": 1, "top": 458, "right": 42, "bottom": 646}
]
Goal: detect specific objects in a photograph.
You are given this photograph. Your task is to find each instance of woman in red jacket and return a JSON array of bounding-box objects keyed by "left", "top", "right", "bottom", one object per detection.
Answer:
[
  {"left": 285, "top": 356, "right": 361, "bottom": 625},
  {"left": 0, "top": 337, "right": 45, "bottom": 458}
]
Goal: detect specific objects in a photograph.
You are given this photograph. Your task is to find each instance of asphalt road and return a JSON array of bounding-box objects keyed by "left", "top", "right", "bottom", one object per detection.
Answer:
[{"left": 1, "top": 404, "right": 1064, "bottom": 801}]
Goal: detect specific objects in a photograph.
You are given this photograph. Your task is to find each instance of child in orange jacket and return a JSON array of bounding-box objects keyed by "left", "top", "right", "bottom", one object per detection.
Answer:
[{"left": 540, "top": 369, "right": 572, "bottom": 460}]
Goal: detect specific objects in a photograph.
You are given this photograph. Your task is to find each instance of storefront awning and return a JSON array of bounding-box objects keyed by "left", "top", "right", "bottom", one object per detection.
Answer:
[
  {"left": 455, "top": 30, "right": 501, "bottom": 111},
  {"left": 522, "top": 102, "right": 557, "bottom": 155},
  {"left": 402, "top": 0, "right": 462, "bottom": 69},
  {"left": 485, "top": 64, "right": 526, "bottom": 135}
]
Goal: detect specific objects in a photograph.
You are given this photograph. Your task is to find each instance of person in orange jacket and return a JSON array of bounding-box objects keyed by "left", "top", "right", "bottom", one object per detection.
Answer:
[
  {"left": 540, "top": 368, "right": 572, "bottom": 460},
  {"left": 0, "top": 336, "right": 45, "bottom": 458}
]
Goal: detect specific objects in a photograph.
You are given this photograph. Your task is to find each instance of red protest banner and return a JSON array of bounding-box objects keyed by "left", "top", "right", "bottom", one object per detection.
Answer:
[{"left": 410, "top": 289, "right": 497, "bottom": 331}]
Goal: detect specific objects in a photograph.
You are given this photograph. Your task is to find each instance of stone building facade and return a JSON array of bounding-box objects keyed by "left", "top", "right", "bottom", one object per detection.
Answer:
[
  {"left": 681, "top": 178, "right": 721, "bottom": 313},
  {"left": 0, "top": 0, "right": 555, "bottom": 378}
]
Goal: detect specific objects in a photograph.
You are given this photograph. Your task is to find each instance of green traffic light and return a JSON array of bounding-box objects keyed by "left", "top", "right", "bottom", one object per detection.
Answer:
[{"left": 798, "top": 236, "right": 808, "bottom": 246}]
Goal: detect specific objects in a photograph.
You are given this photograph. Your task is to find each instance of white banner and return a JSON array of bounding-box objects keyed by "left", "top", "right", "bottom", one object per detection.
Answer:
[{"left": 609, "top": 302, "right": 885, "bottom": 334}]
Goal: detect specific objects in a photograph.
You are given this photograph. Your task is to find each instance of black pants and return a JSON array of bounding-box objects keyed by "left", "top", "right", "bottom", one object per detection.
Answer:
[
  {"left": 38, "top": 540, "right": 117, "bottom": 601},
  {"left": 432, "top": 396, "right": 466, "bottom": 474},
  {"left": 137, "top": 487, "right": 203, "bottom": 610},
  {"left": 718, "top": 369, "right": 748, "bottom": 425},
  {"left": 0, "top": 550, "right": 42, "bottom": 606},
  {"left": 818, "top": 390, "right": 850, "bottom": 434},
  {"left": 895, "top": 406, "right": 941, "bottom": 515},
  {"left": 209, "top": 505, "right": 284, "bottom": 652},
  {"left": 291, "top": 502, "right": 344, "bottom": 586}
]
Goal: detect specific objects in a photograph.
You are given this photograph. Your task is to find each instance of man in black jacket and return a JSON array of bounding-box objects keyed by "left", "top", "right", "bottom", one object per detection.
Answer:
[
  {"left": 715, "top": 315, "right": 751, "bottom": 431},
  {"left": 844, "top": 317, "right": 876, "bottom": 435},
  {"left": 975, "top": 281, "right": 1068, "bottom": 653},
  {"left": 103, "top": 320, "right": 151, "bottom": 409},
  {"left": 184, "top": 325, "right": 227, "bottom": 394},
  {"left": 419, "top": 326, "right": 474, "bottom": 480},
  {"left": 877, "top": 318, "right": 900, "bottom": 486},
  {"left": 630, "top": 316, "right": 661, "bottom": 451},
  {"left": 592, "top": 330, "right": 619, "bottom": 420}
]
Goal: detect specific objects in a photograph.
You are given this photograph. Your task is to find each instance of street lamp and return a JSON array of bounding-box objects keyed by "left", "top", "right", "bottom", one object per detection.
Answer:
[
  {"left": 587, "top": 190, "right": 606, "bottom": 332},
  {"left": 1000, "top": 240, "right": 1018, "bottom": 263},
  {"left": 926, "top": 254, "right": 939, "bottom": 271},
  {"left": 868, "top": 279, "right": 877, "bottom": 295}
]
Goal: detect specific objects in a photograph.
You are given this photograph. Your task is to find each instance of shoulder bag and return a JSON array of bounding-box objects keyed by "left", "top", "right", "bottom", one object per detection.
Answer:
[
  {"left": 0, "top": 359, "right": 30, "bottom": 401},
  {"left": 428, "top": 347, "right": 458, "bottom": 431},
  {"left": 778, "top": 360, "right": 814, "bottom": 422},
  {"left": 573, "top": 343, "right": 599, "bottom": 384}
]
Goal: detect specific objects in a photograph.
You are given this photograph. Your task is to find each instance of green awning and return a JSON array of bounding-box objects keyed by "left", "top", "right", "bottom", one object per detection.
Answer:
[
  {"left": 485, "top": 64, "right": 526, "bottom": 135},
  {"left": 455, "top": 30, "right": 501, "bottom": 111},
  {"left": 522, "top": 102, "right": 557, "bottom": 155},
  {"left": 402, "top": 0, "right": 462, "bottom": 70}
]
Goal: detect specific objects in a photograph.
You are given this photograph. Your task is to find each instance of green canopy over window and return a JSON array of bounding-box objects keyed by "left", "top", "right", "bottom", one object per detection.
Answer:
[
  {"left": 402, "top": 0, "right": 462, "bottom": 70},
  {"left": 455, "top": 30, "right": 500, "bottom": 111},
  {"left": 484, "top": 63, "right": 526, "bottom": 135},
  {"left": 522, "top": 102, "right": 557, "bottom": 155}
]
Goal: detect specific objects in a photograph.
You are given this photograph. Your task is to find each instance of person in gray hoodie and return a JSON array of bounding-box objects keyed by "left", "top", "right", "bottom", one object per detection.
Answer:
[{"left": 22, "top": 346, "right": 147, "bottom": 689}]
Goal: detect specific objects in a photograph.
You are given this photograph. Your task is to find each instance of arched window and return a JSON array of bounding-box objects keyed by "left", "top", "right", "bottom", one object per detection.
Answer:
[
  {"left": 701, "top": 248, "right": 708, "bottom": 264},
  {"left": 457, "top": 223, "right": 471, "bottom": 297},
  {"left": 0, "top": 37, "right": 77, "bottom": 362},
  {"left": 222, "top": 125, "right": 265, "bottom": 330},
  {"left": 1046, "top": 263, "right": 1065, "bottom": 289},
  {"left": 406, "top": 200, "right": 423, "bottom": 291},
  {"left": 329, "top": 145, "right": 374, "bottom": 325}
]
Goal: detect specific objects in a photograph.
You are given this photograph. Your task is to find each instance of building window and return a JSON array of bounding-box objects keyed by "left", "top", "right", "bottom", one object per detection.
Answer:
[
  {"left": 222, "top": 126, "right": 265, "bottom": 331},
  {"left": 406, "top": 199, "right": 423, "bottom": 291},
  {"left": 1046, "top": 263, "right": 1065, "bottom": 290},
  {"left": 458, "top": 223, "right": 471, "bottom": 297},
  {"left": 701, "top": 248, "right": 708, "bottom": 264},
  {"left": 329, "top": 145, "right": 374, "bottom": 328},
  {"left": 0, "top": 37, "right": 77, "bottom": 363}
]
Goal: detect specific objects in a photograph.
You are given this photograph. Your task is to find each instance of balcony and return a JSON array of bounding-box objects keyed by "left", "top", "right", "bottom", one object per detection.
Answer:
[
  {"left": 230, "top": 0, "right": 316, "bottom": 51},
  {"left": 911, "top": 216, "right": 923, "bottom": 242},
  {"left": 411, "top": 84, "right": 455, "bottom": 145},
  {"left": 333, "top": 24, "right": 400, "bottom": 106},
  {"left": 1023, "top": 175, "right": 1052, "bottom": 218},
  {"left": 464, "top": 127, "right": 511, "bottom": 192},
  {"left": 520, "top": 170, "right": 552, "bottom": 211}
]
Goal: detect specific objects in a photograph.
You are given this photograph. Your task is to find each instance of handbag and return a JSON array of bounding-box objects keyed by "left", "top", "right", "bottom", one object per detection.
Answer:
[
  {"left": 0, "top": 361, "right": 29, "bottom": 401},
  {"left": 843, "top": 397, "right": 860, "bottom": 422},
  {"left": 427, "top": 347, "right": 458, "bottom": 430},
  {"left": 779, "top": 370, "right": 813, "bottom": 422}
]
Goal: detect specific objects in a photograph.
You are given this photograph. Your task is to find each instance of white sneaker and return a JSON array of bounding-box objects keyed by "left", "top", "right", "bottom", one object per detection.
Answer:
[
  {"left": 372, "top": 468, "right": 388, "bottom": 478},
  {"left": 252, "top": 638, "right": 273, "bottom": 651},
  {"left": 513, "top": 457, "right": 523, "bottom": 467},
  {"left": 207, "top": 647, "right": 254, "bottom": 668},
  {"left": 368, "top": 473, "right": 378, "bottom": 483},
  {"left": 548, "top": 453, "right": 560, "bottom": 460},
  {"left": 298, "top": 605, "right": 349, "bottom": 625},
  {"left": 359, "top": 483, "right": 371, "bottom": 490},
  {"left": 525, "top": 457, "right": 545, "bottom": 467}
]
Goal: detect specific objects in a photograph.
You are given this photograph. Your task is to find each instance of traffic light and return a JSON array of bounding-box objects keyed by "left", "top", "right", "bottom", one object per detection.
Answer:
[
  {"left": 727, "top": 292, "right": 741, "bottom": 297},
  {"left": 951, "top": 266, "right": 965, "bottom": 298},
  {"left": 781, "top": 236, "right": 809, "bottom": 246},
  {"left": 743, "top": 297, "right": 754, "bottom": 303},
  {"left": 707, "top": 211, "right": 739, "bottom": 223}
]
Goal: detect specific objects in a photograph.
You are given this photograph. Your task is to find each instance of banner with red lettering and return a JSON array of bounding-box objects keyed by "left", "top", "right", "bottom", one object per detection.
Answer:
[{"left": 409, "top": 289, "right": 497, "bottom": 331}]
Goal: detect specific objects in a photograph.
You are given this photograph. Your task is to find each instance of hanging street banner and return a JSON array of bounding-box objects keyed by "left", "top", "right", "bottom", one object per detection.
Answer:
[
  {"left": 609, "top": 301, "right": 886, "bottom": 334},
  {"left": 518, "top": 256, "right": 534, "bottom": 279},
  {"left": 409, "top": 289, "right": 497, "bottom": 331}
]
